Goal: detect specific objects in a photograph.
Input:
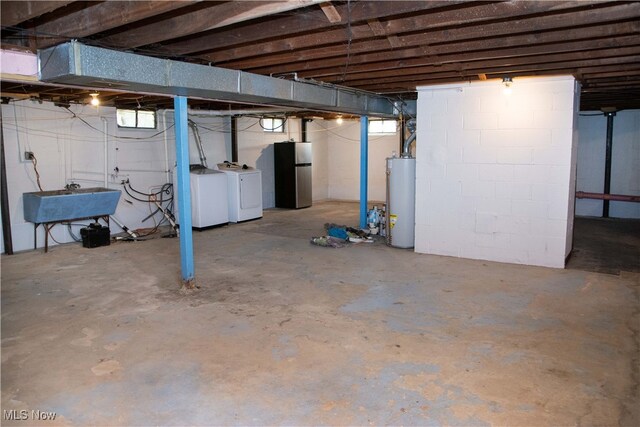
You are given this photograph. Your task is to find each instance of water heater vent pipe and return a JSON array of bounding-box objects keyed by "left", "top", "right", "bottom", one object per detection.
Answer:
[{"left": 402, "top": 119, "right": 416, "bottom": 158}]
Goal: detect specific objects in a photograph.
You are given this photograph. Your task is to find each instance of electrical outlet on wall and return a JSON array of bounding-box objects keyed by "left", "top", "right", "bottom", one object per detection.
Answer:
[{"left": 24, "top": 151, "right": 34, "bottom": 161}]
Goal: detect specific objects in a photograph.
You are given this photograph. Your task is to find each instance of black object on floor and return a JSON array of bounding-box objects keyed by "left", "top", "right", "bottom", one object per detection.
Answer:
[{"left": 80, "top": 223, "right": 110, "bottom": 248}]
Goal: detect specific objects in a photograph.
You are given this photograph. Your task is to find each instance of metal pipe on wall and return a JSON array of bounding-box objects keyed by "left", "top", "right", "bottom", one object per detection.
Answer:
[
  {"left": 188, "top": 119, "right": 208, "bottom": 168},
  {"left": 1, "top": 107, "right": 14, "bottom": 254},
  {"left": 231, "top": 117, "right": 238, "bottom": 163},
  {"left": 398, "top": 115, "right": 406, "bottom": 155},
  {"left": 101, "top": 117, "right": 108, "bottom": 187},
  {"left": 577, "top": 191, "right": 640, "bottom": 203},
  {"left": 301, "top": 118, "right": 309, "bottom": 142},
  {"left": 603, "top": 111, "right": 615, "bottom": 218},
  {"left": 402, "top": 119, "right": 416, "bottom": 158},
  {"left": 161, "top": 110, "right": 171, "bottom": 183}
]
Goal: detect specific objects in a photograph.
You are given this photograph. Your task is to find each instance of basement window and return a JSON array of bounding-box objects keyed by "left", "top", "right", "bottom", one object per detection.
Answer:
[
  {"left": 369, "top": 119, "right": 397, "bottom": 135},
  {"left": 261, "top": 117, "right": 285, "bottom": 133},
  {"left": 116, "top": 109, "right": 157, "bottom": 129}
]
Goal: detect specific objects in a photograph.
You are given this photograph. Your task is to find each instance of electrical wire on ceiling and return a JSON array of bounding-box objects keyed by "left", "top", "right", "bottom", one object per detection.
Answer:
[
  {"left": 63, "top": 106, "right": 175, "bottom": 140},
  {"left": 339, "top": 0, "right": 353, "bottom": 84},
  {"left": 3, "top": 121, "right": 169, "bottom": 144},
  {"left": 257, "top": 117, "right": 287, "bottom": 131},
  {"left": 4, "top": 111, "right": 282, "bottom": 142},
  {"left": 194, "top": 117, "right": 282, "bottom": 133},
  {"left": 306, "top": 120, "right": 395, "bottom": 142}
]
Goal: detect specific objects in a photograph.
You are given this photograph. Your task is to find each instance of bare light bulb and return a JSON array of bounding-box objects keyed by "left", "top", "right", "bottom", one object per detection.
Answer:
[
  {"left": 90, "top": 93, "right": 100, "bottom": 106},
  {"left": 336, "top": 116, "right": 343, "bottom": 124}
]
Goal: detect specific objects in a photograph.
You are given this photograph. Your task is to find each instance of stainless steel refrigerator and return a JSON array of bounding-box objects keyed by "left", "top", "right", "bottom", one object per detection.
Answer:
[{"left": 274, "top": 142, "right": 312, "bottom": 209}]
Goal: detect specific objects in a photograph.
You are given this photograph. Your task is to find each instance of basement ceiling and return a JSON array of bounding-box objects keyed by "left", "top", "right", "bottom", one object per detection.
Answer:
[{"left": 2, "top": 0, "right": 639, "bottom": 111}]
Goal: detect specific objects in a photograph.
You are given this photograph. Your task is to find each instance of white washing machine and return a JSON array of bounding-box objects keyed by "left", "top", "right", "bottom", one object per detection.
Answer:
[
  {"left": 216, "top": 163, "right": 263, "bottom": 222},
  {"left": 174, "top": 168, "right": 229, "bottom": 229}
]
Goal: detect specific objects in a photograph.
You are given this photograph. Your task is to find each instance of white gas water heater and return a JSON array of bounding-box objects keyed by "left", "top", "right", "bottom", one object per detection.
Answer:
[{"left": 385, "top": 120, "right": 416, "bottom": 248}]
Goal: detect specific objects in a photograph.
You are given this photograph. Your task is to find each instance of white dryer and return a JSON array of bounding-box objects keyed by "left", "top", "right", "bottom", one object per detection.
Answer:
[{"left": 216, "top": 163, "right": 263, "bottom": 222}]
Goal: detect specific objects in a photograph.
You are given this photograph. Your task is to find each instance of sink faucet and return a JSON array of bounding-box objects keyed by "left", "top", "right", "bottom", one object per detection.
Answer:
[{"left": 65, "top": 183, "right": 81, "bottom": 191}]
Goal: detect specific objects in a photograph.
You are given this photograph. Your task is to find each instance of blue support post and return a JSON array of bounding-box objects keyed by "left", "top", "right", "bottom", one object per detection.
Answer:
[
  {"left": 360, "top": 115, "right": 369, "bottom": 229},
  {"left": 174, "top": 96, "right": 195, "bottom": 285}
]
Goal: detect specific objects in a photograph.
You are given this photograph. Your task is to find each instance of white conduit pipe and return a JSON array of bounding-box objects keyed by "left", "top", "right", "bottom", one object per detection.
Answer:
[
  {"left": 162, "top": 110, "right": 170, "bottom": 183},
  {"left": 101, "top": 117, "right": 108, "bottom": 187}
]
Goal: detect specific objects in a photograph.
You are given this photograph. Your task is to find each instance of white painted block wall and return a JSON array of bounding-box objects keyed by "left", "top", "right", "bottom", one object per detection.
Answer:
[
  {"left": 234, "top": 116, "right": 302, "bottom": 209},
  {"left": 1, "top": 101, "right": 333, "bottom": 253},
  {"left": 307, "top": 120, "right": 329, "bottom": 201},
  {"left": 576, "top": 110, "right": 640, "bottom": 218},
  {"left": 0, "top": 101, "right": 234, "bottom": 252},
  {"left": 311, "top": 119, "right": 399, "bottom": 202},
  {"left": 415, "top": 76, "right": 580, "bottom": 268},
  {"left": 2, "top": 100, "right": 402, "bottom": 254}
]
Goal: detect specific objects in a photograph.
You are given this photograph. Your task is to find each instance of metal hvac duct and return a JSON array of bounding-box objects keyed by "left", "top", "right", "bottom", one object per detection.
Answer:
[{"left": 38, "top": 41, "right": 397, "bottom": 117}]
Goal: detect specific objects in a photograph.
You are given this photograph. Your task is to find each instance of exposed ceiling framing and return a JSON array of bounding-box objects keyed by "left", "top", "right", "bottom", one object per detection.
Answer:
[{"left": 2, "top": 0, "right": 639, "bottom": 111}]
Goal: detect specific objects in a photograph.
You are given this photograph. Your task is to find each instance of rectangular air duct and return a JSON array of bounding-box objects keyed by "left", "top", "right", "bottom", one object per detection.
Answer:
[{"left": 38, "top": 41, "right": 396, "bottom": 117}]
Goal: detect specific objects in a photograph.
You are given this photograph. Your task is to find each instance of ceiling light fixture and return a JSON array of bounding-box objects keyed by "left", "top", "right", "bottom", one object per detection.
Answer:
[
  {"left": 90, "top": 93, "right": 100, "bottom": 106},
  {"left": 336, "top": 115, "right": 343, "bottom": 124},
  {"left": 502, "top": 77, "right": 513, "bottom": 95}
]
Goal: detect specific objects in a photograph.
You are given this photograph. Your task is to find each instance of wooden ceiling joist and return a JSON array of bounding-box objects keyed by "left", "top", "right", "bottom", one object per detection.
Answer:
[
  {"left": 31, "top": 1, "right": 201, "bottom": 49},
  {"left": 179, "top": 1, "right": 598, "bottom": 63},
  {"left": 320, "top": 2, "right": 342, "bottom": 24},
  {"left": 156, "top": 1, "right": 457, "bottom": 56},
  {"left": 0, "top": 1, "right": 75, "bottom": 27},
  {"left": 204, "top": 0, "right": 608, "bottom": 65},
  {"left": 337, "top": 57, "right": 640, "bottom": 90},
  {"left": 248, "top": 30, "right": 640, "bottom": 79},
  {"left": 321, "top": 47, "right": 640, "bottom": 85},
  {"left": 219, "top": 3, "right": 640, "bottom": 71},
  {"left": 98, "top": 1, "right": 325, "bottom": 49}
]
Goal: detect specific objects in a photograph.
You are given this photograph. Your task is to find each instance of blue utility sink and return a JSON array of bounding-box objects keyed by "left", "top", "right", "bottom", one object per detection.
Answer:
[{"left": 23, "top": 187, "right": 121, "bottom": 223}]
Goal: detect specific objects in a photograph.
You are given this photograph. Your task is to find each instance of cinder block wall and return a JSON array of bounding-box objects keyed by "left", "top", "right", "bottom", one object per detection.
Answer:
[
  {"left": 234, "top": 116, "right": 303, "bottom": 209},
  {"left": 311, "top": 119, "right": 398, "bottom": 202},
  {"left": 0, "top": 102, "right": 323, "bottom": 252},
  {"left": 414, "top": 76, "right": 580, "bottom": 268},
  {"left": 0, "top": 101, "right": 202, "bottom": 252}
]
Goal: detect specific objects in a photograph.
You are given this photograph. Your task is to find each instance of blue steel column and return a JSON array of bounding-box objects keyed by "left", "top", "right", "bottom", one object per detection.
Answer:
[
  {"left": 360, "top": 116, "right": 369, "bottom": 229},
  {"left": 174, "top": 96, "right": 195, "bottom": 284}
]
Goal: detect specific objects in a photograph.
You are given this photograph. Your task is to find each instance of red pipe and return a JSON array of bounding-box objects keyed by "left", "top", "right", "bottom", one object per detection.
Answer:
[{"left": 576, "top": 191, "right": 640, "bottom": 203}]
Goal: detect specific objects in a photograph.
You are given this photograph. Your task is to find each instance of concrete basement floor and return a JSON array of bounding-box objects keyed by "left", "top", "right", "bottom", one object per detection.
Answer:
[{"left": 1, "top": 201, "right": 639, "bottom": 426}]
